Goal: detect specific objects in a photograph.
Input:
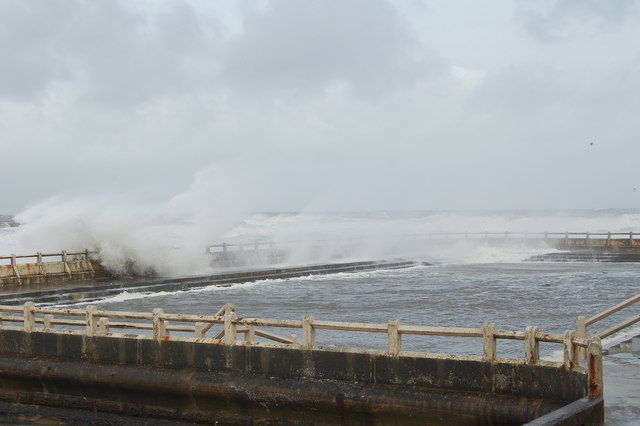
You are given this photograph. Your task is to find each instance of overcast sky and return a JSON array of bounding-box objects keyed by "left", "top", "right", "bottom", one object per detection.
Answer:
[{"left": 2, "top": 0, "right": 640, "bottom": 214}]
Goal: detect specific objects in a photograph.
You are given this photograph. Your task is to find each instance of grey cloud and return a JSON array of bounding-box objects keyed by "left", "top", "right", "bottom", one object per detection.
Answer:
[
  {"left": 220, "top": 0, "right": 443, "bottom": 98},
  {"left": 0, "top": 0, "right": 220, "bottom": 106},
  {"left": 519, "top": 0, "right": 640, "bottom": 43}
]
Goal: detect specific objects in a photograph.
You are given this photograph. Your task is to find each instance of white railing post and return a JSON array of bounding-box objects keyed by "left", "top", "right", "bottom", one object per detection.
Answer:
[
  {"left": 482, "top": 323, "right": 497, "bottom": 362},
  {"left": 563, "top": 330, "right": 576, "bottom": 369},
  {"left": 525, "top": 326, "right": 539, "bottom": 364},
  {"left": 224, "top": 310, "right": 237, "bottom": 345},
  {"left": 43, "top": 314, "right": 54, "bottom": 331},
  {"left": 588, "top": 337, "right": 603, "bottom": 399},
  {"left": 153, "top": 308, "right": 167, "bottom": 341},
  {"left": 303, "top": 315, "right": 315, "bottom": 349},
  {"left": 195, "top": 322, "right": 206, "bottom": 339},
  {"left": 576, "top": 315, "right": 587, "bottom": 360},
  {"left": 98, "top": 317, "right": 109, "bottom": 336},
  {"left": 86, "top": 305, "right": 97, "bottom": 336},
  {"left": 388, "top": 318, "right": 402, "bottom": 356},
  {"left": 246, "top": 325, "right": 256, "bottom": 343},
  {"left": 23, "top": 301, "right": 35, "bottom": 332}
]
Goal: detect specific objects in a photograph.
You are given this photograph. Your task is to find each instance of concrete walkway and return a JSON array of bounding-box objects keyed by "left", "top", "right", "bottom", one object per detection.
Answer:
[{"left": 604, "top": 353, "right": 640, "bottom": 425}]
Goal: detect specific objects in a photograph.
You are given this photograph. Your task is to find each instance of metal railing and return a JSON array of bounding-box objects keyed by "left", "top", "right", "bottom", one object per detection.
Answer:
[{"left": 0, "top": 301, "right": 604, "bottom": 399}]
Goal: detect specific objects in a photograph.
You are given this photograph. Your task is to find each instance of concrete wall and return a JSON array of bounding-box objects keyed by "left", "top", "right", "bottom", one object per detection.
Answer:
[{"left": 0, "top": 329, "right": 603, "bottom": 425}]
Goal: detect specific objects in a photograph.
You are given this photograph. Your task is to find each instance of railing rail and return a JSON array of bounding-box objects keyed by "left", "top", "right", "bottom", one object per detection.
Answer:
[
  {"left": 207, "top": 231, "right": 640, "bottom": 253},
  {"left": 0, "top": 301, "right": 603, "bottom": 399},
  {"left": 577, "top": 293, "right": 640, "bottom": 358}
]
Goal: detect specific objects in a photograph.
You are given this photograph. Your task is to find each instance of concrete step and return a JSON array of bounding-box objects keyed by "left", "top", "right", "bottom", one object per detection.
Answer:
[{"left": 527, "top": 252, "right": 640, "bottom": 262}]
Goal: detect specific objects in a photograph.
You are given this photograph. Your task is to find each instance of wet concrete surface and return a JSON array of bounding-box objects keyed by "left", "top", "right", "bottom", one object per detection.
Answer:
[{"left": 603, "top": 353, "right": 640, "bottom": 425}]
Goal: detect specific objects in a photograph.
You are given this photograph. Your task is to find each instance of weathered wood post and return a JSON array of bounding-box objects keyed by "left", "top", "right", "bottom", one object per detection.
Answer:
[
  {"left": 588, "top": 337, "right": 603, "bottom": 400},
  {"left": 576, "top": 316, "right": 587, "bottom": 360},
  {"left": 565, "top": 232, "right": 569, "bottom": 248},
  {"left": 303, "top": 315, "right": 316, "bottom": 349},
  {"left": 86, "top": 305, "right": 98, "bottom": 337},
  {"left": 525, "top": 326, "right": 539, "bottom": 364},
  {"left": 224, "top": 310, "right": 237, "bottom": 345},
  {"left": 482, "top": 323, "right": 497, "bottom": 362},
  {"left": 388, "top": 318, "right": 402, "bottom": 356},
  {"left": 563, "top": 330, "right": 576, "bottom": 369},
  {"left": 153, "top": 308, "right": 167, "bottom": 341},
  {"left": 607, "top": 232, "right": 612, "bottom": 248},
  {"left": 23, "top": 301, "right": 35, "bottom": 332},
  {"left": 586, "top": 232, "right": 590, "bottom": 248}
]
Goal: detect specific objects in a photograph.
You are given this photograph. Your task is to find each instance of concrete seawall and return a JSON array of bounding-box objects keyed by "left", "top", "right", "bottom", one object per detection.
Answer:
[
  {"left": 0, "top": 260, "right": 415, "bottom": 306},
  {"left": 0, "top": 326, "right": 603, "bottom": 425}
]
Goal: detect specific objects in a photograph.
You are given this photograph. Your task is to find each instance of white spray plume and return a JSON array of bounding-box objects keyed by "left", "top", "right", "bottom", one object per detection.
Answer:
[{"left": 7, "top": 166, "right": 252, "bottom": 277}]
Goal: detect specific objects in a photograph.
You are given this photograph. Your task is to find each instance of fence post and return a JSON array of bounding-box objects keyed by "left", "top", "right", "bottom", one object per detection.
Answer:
[
  {"left": 588, "top": 337, "right": 603, "bottom": 399},
  {"left": 195, "top": 322, "right": 206, "bottom": 338},
  {"left": 563, "top": 330, "right": 576, "bottom": 369},
  {"left": 23, "top": 301, "right": 35, "bottom": 332},
  {"left": 98, "top": 317, "right": 109, "bottom": 336},
  {"left": 565, "top": 232, "right": 569, "bottom": 248},
  {"left": 43, "top": 314, "right": 54, "bottom": 331},
  {"left": 11, "top": 254, "right": 21, "bottom": 281},
  {"left": 153, "top": 308, "right": 167, "bottom": 341},
  {"left": 224, "top": 310, "right": 237, "bottom": 345},
  {"left": 483, "top": 323, "right": 497, "bottom": 362},
  {"left": 577, "top": 315, "right": 587, "bottom": 360},
  {"left": 388, "top": 318, "right": 402, "bottom": 356},
  {"left": 86, "top": 305, "right": 98, "bottom": 336},
  {"left": 525, "top": 326, "right": 539, "bottom": 364},
  {"left": 303, "top": 315, "right": 316, "bottom": 349},
  {"left": 37, "top": 252, "right": 45, "bottom": 276},
  {"left": 246, "top": 325, "right": 256, "bottom": 343}
]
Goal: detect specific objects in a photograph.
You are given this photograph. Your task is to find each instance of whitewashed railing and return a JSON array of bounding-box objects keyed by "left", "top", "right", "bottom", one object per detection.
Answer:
[
  {"left": 0, "top": 302, "right": 601, "bottom": 382},
  {"left": 207, "top": 231, "right": 640, "bottom": 254},
  {"left": 577, "top": 293, "right": 640, "bottom": 359}
]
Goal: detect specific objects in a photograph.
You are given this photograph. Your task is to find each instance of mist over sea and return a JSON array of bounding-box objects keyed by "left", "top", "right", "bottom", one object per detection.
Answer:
[
  {"left": 2, "top": 208, "right": 640, "bottom": 276},
  {"left": 1, "top": 208, "right": 640, "bottom": 361}
]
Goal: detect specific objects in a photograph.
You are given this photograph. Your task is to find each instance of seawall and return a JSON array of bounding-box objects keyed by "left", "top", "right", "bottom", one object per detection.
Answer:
[{"left": 0, "top": 328, "right": 602, "bottom": 425}]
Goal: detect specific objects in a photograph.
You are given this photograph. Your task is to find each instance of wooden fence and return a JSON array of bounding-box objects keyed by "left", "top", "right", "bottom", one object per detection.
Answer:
[{"left": 0, "top": 301, "right": 604, "bottom": 399}]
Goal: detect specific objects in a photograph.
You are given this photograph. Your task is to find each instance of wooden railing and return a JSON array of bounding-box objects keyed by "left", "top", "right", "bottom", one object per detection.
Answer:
[
  {"left": 577, "top": 293, "right": 640, "bottom": 359},
  {"left": 0, "top": 301, "right": 604, "bottom": 399}
]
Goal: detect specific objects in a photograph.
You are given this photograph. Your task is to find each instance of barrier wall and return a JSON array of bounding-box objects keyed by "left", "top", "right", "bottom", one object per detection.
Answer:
[{"left": 0, "top": 326, "right": 604, "bottom": 425}]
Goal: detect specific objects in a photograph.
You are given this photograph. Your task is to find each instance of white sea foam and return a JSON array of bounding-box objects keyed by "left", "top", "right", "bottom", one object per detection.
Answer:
[{"left": 3, "top": 201, "right": 640, "bottom": 276}]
